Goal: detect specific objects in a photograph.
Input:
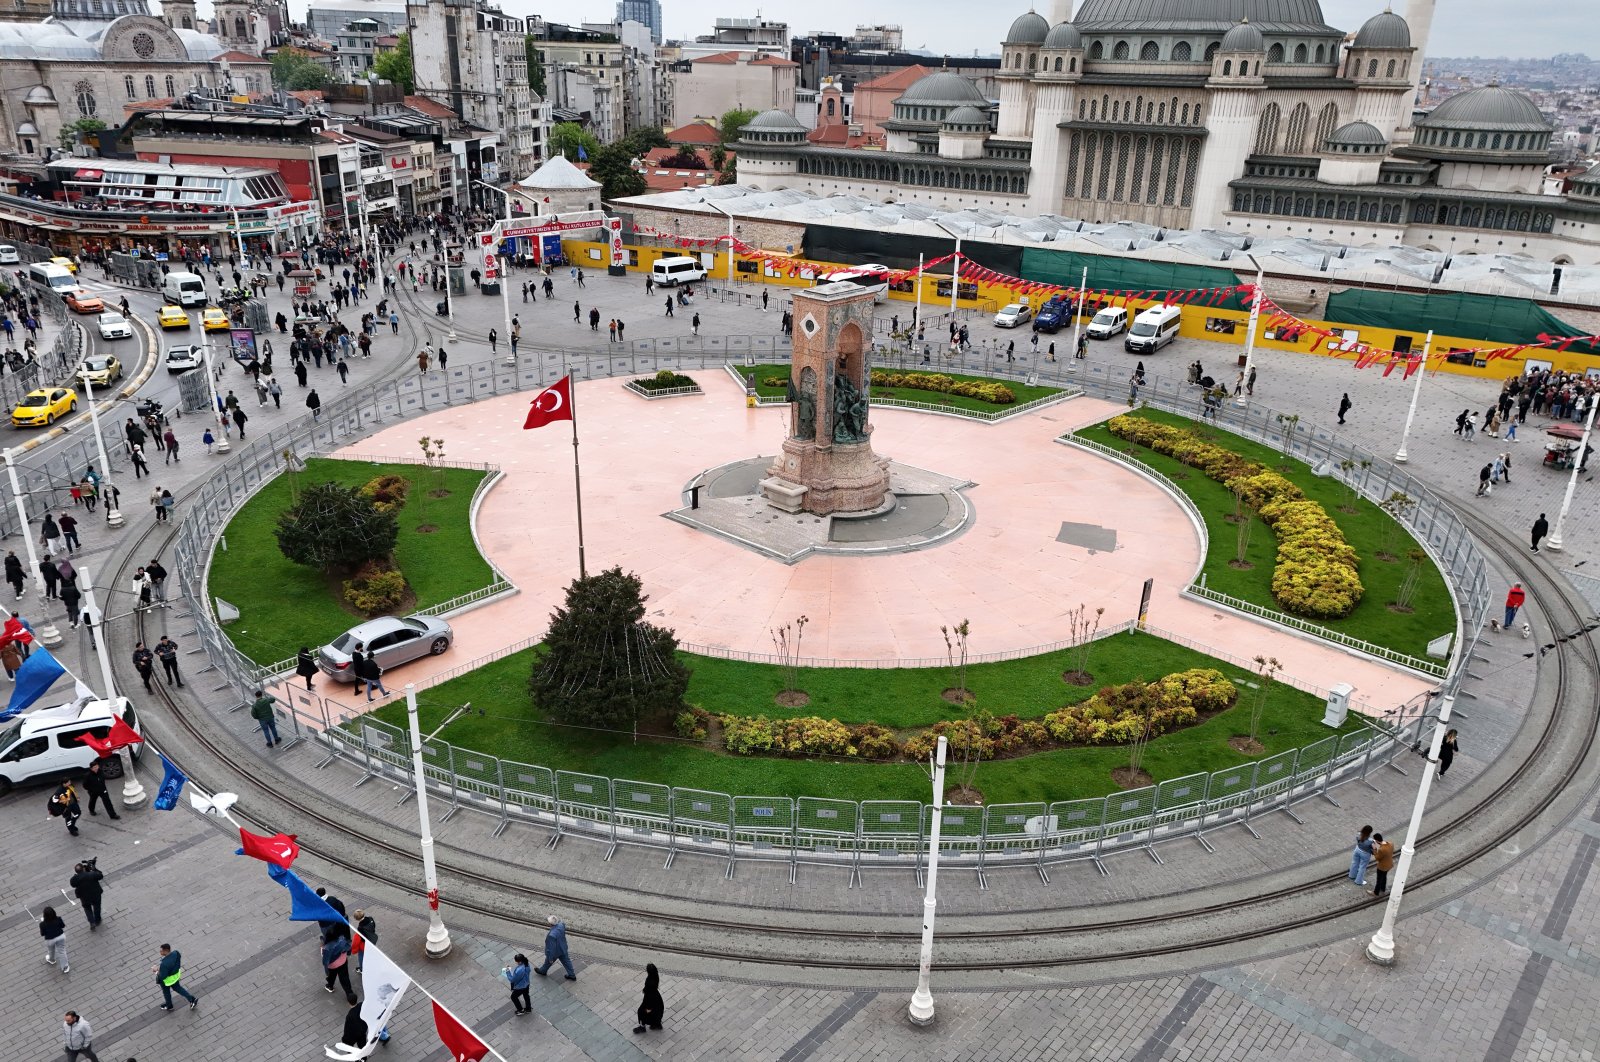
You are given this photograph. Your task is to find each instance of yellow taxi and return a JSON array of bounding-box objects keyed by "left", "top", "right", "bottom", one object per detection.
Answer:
[
  {"left": 75, "top": 355, "right": 122, "bottom": 388},
  {"left": 11, "top": 387, "right": 76, "bottom": 427},
  {"left": 49, "top": 255, "right": 78, "bottom": 274},
  {"left": 158, "top": 304, "right": 191, "bottom": 330},
  {"left": 201, "top": 306, "right": 231, "bottom": 332}
]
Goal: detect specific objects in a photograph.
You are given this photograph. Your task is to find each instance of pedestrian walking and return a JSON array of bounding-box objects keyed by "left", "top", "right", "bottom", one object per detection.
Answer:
[
  {"left": 132, "top": 567, "right": 152, "bottom": 611},
  {"left": 40, "top": 558, "right": 59, "bottom": 599},
  {"left": 268, "top": 378, "right": 282, "bottom": 409},
  {"left": 295, "top": 360, "right": 308, "bottom": 388},
  {"left": 62, "top": 1011, "right": 100, "bottom": 1062},
  {"left": 616, "top": 319, "right": 625, "bottom": 343},
  {"left": 353, "top": 910, "right": 377, "bottom": 971},
  {"left": 438, "top": 346, "right": 448, "bottom": 370},
  {"left": 761, "top": 289, "right": 769, "bottom": 312},
  {"left": 40, "top": 512, "right": 60, "bottom": 555},
  {"left": 417, "top": 349, "right": 430, "bottom": 374},
  {"left": 692, "top": 312, "right": 700, "bottom": 336},
  {"left": 153, "top": 943, "right": 198, "bottom": 1010},
  {"left": 48, "top": 780, "right": 81, "bottom": 836},
  {"left": 574, "top": 300, "right": 581, "bottom": 322},
  {"left": 5, "top": 549, "right": 26, "bottom": 598},
  {"left": 1, "top": 636, "right": 20, "bottom": 680},
  {"left": 1337, "top": 392, "right": 1352, "bottom": 424},
  {"left": 82, "top": 759, "right": 119, "bottom": 819},
  {"left": 336, "top": 358, "right": 349, "bottom": 384},
  {"left": 70, "top": 860, "right": 105, "bottom": 928},
  {"left": 296, "top": 646, "right": 318, "bottom": 689},
  {"left": 1531, "top": 512, "right": 1549, "bottom": 552},
  {"left": 1247, "top": 366, "right": 1257, "bottom": 395},
  {"left": 59, "top": 512, "right": 79, "bottom": 553},
  {"left": 534, "top": 916, "right": 577, "bottom": 980},
  {"left": 60, "top": 580, "right": 81, "bottom": 630},
  {"left": 488, "top": 327, "right": 498, "bottom": 354},
  {"left": 1476, "top": 463, "right": 1492, "bottom": 497},
  {"left": 351, "top": 649, "right": 388, "bottom": 701},
  {"left": 307, "top": 390, "right": 322, "bottom": 419},
  {"left": 162, "top": 429, "right": 179, "bottom": 463},
  {"left": 589, "top": 307, "right": 600, "bottom": 331},
  {"left": 129, "top": 445, "right": 149, "bottom": 479},
  {"left": 132, "top": 641, "right": 155, "bottom": 691},
  {"left": 147, "top": 559, "right": 168, "bottom": 607},
  {"left": 1503, "top": 583, "right": 1525, "bottom": 629},
  {"left": 322, "top": 933, "right": 357, "bottom": 1004},
  {"left": 1348, "top": 825, "right": 1374, "bottom": 886},
  {"left": 633, "top": 964, "right": 664, "bottom": 1034},
  {"left": 250, "top": 688, "right": 280, "bottom": 747},
  {"left": 151, "top": 487, "right": 167, "bottom": 523},
  {"left": 1438, "top": 729, "right": 1459, "bottom": 777},
  {"left": 153, "top": 635, "right": 183, "bottom": 687},
  {"left": 40, "top": 906, "right": 69, "bottom": 973},
  {"left": 1370, "top": 833, "right": 1395, "bottom": 898},
  {"left": 202, "top": 429, "right": 215, "bottom": 454},
  {"left": 608, "top": 318, "right": 617, "bottom": 343},
  {"left": 664, "top": 296, "right": 674, "bottom": 317},
  {"left": 505, "top": 953, "right": 532, "bottom": 1015}
]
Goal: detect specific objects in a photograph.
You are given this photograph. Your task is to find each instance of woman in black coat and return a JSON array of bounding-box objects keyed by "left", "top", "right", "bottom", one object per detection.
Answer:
[
  {"left": 296, "top": 647, "right": 318, "bottom": 690},
  {"left": 1438, "top": 729, "right": 1459, "bottom": 777},
  {"left": 633, "top": 963, "right": 664, "bottom": 1034}
]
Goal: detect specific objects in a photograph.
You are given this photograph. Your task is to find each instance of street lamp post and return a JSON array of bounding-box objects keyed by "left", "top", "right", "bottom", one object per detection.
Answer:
[
  {"left": 1544, "top": 389, "right": 1599, "bottom": 552},
  {"left": 1235, "top": 257, "right": 1263, "bottom": 407},
  {"left": 405, "top": 684, "right": 452, "bottom": 958},
  {"left": 200, "top": 335, "right": 231, "bottom": 454},
  {"left": 474, "top": 180, "right": 517, "bottom": 367},
  {"left": 440, "top": 248, "right": 457, "bottom": 343},
  {"left": 1069, "top": 265, "right": 1088, "bottom": 369},
  {"left": 77, "top": 564, "right": 147, "bottom": 808},
  {"left": 78, "top": 373, "right": 124, "bottom": 528},
  {"left": 227, "top": 205, "right": 248, "bottom": 267},
  {"left": 1367, "top": 694, "right": 1452, "bottom": 964},
  {"left": 3, "top": 448, "right": 62, "bottom": 647},
  {"left": 704, "top": 200, "right": 736, "bottom": 286},
  {"left": 931, "top": 220, "right": 965, "bottom": 325},
  {"left": 907, "top": 734, "right": 948, "bottom": 1026},
  {"left": 1393, "top": 330, "right": 1433, "bottom": 464}
]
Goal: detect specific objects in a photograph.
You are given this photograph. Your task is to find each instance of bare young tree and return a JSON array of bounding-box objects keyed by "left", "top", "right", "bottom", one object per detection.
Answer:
[
  {"left": 1337, "top": 457, "right": 1372, "bottom": 512},
  {"left": 941, "top": 618, "right": 972, "bottom": 702},
  {"left": 1127, "top": 700, "right": 1155, "bottom": 777},
  {"left": 1233, "top": 494, "right": 1253, "bottom": 568},
  {"left": 1249, "top": 655, "right": 1281, "bottom": 744},
  {"left": 1377, "top": 491, "right": 1416, "bottom": 560},
  {"left": 1063, "top": 604, "right": 1103, "bottom": 685},
  {"left": 1393, "top": 548, "right": 1426, "bottom": 612},
  {"left": 769, "top": 614, "right": 809, "bottom": 699},
  {"left": 1275, "top": 411, "right": 1301, "bottom": 451},
  {"left": 950, "top": 703, "right": 993, "bottom": 803}
]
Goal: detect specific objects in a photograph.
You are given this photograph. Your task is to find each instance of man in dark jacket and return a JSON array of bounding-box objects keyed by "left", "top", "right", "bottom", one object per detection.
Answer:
[
  {"left": 250, "top": 689, "right": 280, "bottom": 747},
  {"left": 154, "top": 943, "right": 198, "bottom": 1010},
  {"left": 131, "top": 641, "right": 155, "bottom": 692},
  {"left": 81, "top": 758, "right": 119, "bottom": 820},
  {"left": 70, "top": 860, "right": 105, "bottom": 929}
]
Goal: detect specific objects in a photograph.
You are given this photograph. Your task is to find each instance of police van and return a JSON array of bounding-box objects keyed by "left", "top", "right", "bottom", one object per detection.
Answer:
[{"left": 0, "top": 697, "right": 140, "bottom": 793}]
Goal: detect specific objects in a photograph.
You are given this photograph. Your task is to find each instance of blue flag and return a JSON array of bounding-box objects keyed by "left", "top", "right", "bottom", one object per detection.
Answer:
[
  {"left": 2, "top": 646, "right": 65, "bottom": 720},
  {"left": 577, "top": 145, "right": 588, "bottom": 161},
  {"left": 267, "top": 863, "right": 349, "bottom": 927},
  {"left": 152, "top": 754, "right": 187, "bottom": 810}
]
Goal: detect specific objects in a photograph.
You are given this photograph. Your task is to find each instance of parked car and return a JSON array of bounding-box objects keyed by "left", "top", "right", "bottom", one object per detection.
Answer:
[
  {"left": 1032, "top": 296, "right": 1072, "bottom": 333},
  {"left": 201, "top": 306, "right": 231, "bottom": 332},
  {"left": 993, "top": 302, "right": 1033, "bottom": 328},
  {"left": 316, "top": 615, "right": 454, "bottom": 682},
  {"left": 75, "top": 355, "right": 122, "bottom": 389},
  {"left": 164, "top": 345, "right": 202, "bottom": 374},
  {"left": 157, "top": 304, "right": 190, "bottom": 330},
  {"left": 0, "top": 697, "right": 140, "bottom": 794},
  {"left": 11, "top": 387, "right": 76, "bottom": 427},
  {"left": 97, "top": 311, "right": 133, "bottom": 340},
  {"left": 49, "top": 255, "right": 78, "bottom": 274},
  {"left": 64, "top": 289, "right": 104, "bottom": 314},
  {"left": 0, "top": 245, "right": 18, "bottom": 264},
  {"left": 1086, "top": 306, "right": 1129, "bottom": 339}
]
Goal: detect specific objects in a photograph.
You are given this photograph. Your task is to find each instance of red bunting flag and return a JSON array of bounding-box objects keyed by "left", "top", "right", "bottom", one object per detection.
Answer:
[
  {"left": 1402, "top": 356, "right": 1423, "bottom": 380},
  {"left": 76, "top": 717, "right": 145, "bottom": 757},
  {"left": 524, "top": 377, "right": 573, "bottom": 431},
  {"left": 433, "top": 1001, "right": 491, "bottom": 1062},
  {"left": 237, "top": 828, "right": 301, "bottom": 870}
]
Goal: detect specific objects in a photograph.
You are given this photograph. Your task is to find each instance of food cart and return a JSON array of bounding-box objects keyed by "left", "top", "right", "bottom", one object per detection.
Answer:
[{"left": 1543, "top": 423, "right": 1584, "bottom": 470}]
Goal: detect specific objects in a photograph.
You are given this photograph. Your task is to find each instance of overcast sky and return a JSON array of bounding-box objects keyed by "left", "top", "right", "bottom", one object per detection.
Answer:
[{"left": 460, "top": 0, "right": 1588, "bottom": 61}]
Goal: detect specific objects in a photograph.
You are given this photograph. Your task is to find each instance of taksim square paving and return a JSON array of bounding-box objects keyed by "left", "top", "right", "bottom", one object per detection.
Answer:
[{"left": 4, "top": 258, "right": 1599, "bottom": 1062}]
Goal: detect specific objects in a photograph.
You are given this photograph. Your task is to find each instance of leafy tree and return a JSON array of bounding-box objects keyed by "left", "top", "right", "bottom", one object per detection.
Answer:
[
  {"left": 57, "top": 117, "right": 106, "bottom": 151},
  {"left": 529, "top": 567, "right": 689, "bottom": 730},
  {"left": 708, "top": 143, "right": 727, "bottom": 170},
  {"left": 587, "top": 143, "right": 645, "bottom": 199},
  {"left": 372, "top": 33, "right": 414, "bottom": 93},
  {"left": 271, "top": 48, "right": 332, "bottom": 91},
  {"left": 548, "top": 121, "right": 600, "bottom": 163},
  {"left": 524, "top": 34, "right": 546, "bottom": 96},
  {"left": 717, "top": 107, "right": 759, "bottom": 143},
  {"left": 621, "top": 126, "right": 668, "bottom": 155},
  {"left": 273, "top": 482, "right": 398, "bottom": 573},
  {"left": 660, "top": 148, "right": 706, "bottom": 169}
]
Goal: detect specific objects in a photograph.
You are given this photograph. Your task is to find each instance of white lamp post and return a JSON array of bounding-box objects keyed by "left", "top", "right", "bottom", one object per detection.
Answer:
[
  {"left": 3, "top": 448, "right": 61, "bottom": 647},
  {"left": 1235, "top": 257, "right": 1263, "bottom": 407},
  {"left": 1069, "top": 265, "right": 1088, "bottom": 369},
  {"left": 1544, "top": 391, "right": 1598, "bottom": 552},
  {"left": 907, "top": 734, "right": 948, "bottom": 1026},
  {"left": 474, "top": 180, "right": 517, "bottom": 367},
  {"left": 704, "top": 199, "right": 736, "bottom": 285},
  {"left": 77, "top": 564, "right": 146, "bottom": 808},
  {"left": 405, "top": 683, "right": 452, "bottom": 958},
  {"left": 200, "top": 337, "right": 231, "bottom": 454},
  {"left": 1367, "top": 694, "right": 1452, "bottom": 964},
  {"left": 77, "top": 373, "right": 124, "bottom": 527},
  {"left": 1393, "top": 330, "right": 1433, "bottom": 464}
]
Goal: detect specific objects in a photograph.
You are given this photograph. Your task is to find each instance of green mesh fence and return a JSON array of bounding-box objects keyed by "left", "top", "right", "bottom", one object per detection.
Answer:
[
  {"left": 1324, "top": 289, "right": 1598, "bottom": 354},
  {"left": 1021, "top": 247, "right": 1251, "bottom": 310}
]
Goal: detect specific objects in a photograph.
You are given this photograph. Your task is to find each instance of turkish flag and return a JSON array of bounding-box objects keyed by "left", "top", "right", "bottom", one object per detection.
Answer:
[
  {"left": 433, "top": 1001, "right": 490, "bottom": 1061},
  {"left": 524, "top": 376, "right": 573, "bottom": 430},
  {"left": 237, "top": 827, "right": 300, "bottom": 870},
  {"left": 76, "top": 716, "right": 144, "bottom": 756}
]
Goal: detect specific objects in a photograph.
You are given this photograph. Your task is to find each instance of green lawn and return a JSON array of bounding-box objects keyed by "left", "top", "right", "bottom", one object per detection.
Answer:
[
  {"left": 1075, "top": 408, "right": 1453, "bottom": 660},
  {"left": 745, "top": 363, "right": 1062, "bottom": 413},
  {"left": 364, "top": 635, "right": 1359, "bottom": 805},
  {"left": 209, "top": 458, "right": 494, "bottom": 665}
]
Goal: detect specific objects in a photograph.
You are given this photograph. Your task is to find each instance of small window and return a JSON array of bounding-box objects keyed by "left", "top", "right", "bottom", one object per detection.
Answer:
[
  {"left": 1089, "top": 40, "right": 1104, "bottom": 59},
  {"left": 1112, "top": 40, "right": 1129, "bottom": 60},
  {"left": 1315, "top": 43, "right": 1326, "bottom": 63},
  {"left": 1204, "top": 42, "right": 1219, "bottom": 61},
  {"left": 1054, "top": 57, "right": 1062, "bottom": 72},
  {"left": 1171, "top": 41, "right": 1191, "bottom": 61},
  {"left": 1367, "top": 59, "right": 1377, "bottom": 77},
  {"left": 1386, "top": 59, "right": 1396, "bottom": 77},
  {"left": 1223, "top": 60, "right": 1232, "bottom": 76},
  {"left": 145, "top": 75, "right": 155, "bottom": 97},
  {"left": 1268, "top": 43, "right": 1284, "bottom": 62},
  {"left": 1293, "top": 43, "right": 1307, "bottom": 63},
  {"left": 124, "top": 75, "right": 135, "bottom": 99},
  {"left": 1140, "top": 41, "right": 1159, "bottom": 60}
]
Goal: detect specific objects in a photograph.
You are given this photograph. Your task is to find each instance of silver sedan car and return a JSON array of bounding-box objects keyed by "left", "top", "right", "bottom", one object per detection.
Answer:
[{"left": 316, "top": 615, "right": 453, "bottom": 682}]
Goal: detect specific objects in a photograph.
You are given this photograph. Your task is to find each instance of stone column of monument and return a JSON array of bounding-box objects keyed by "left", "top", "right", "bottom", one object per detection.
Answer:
[{"left": 761, "top": 281, "right": 891, "bottom": 515}]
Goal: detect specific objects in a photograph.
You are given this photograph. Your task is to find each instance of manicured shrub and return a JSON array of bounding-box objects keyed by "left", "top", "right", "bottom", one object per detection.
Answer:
[
  {"left": 870, "top": 371, "right": 1016, "bottom": 405},
  {"left": 634, "top": 370, "right": 697, "bottom": 392},
  {"left": 1041, "top": 668, "right": 1229, "bottom": 746},
  {"left": 342, "top": 560, "right": 408, "bottom": 616},
  {"left": 359, "top": 474, "right": 411, "bottom": 513},
  {"left": 675, "top": 706, "right": 712, "bottom": 741}
]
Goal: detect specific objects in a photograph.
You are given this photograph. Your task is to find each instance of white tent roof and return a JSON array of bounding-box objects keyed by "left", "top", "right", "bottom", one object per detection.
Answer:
[{"left": 518, "top": 155, "right": 599, "bottom": 191}]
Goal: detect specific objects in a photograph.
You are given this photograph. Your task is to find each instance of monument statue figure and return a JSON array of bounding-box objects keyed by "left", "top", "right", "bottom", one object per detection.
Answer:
[
  {"left": 797, "top": 367, "right": 817, "bottom": 440},
  {"left": 832, "top": 371, "right": 868, "bottom": 442}
]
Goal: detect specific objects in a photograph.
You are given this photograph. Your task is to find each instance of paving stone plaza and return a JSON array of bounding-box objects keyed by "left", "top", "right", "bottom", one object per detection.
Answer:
[{"left": 4, "top": 256, "right": 1599, "bottom": 1062}]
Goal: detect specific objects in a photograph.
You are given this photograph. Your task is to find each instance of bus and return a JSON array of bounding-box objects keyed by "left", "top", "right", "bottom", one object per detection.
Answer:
[{"left": 817, "top": 263, "right": 890, "bottom": 303}]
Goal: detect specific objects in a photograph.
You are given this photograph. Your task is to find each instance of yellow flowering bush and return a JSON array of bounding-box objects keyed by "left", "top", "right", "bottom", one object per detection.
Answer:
[
  {"left": 720, "top": 715, "right": 900, "bottom": 758},
  {"left": 870, "top": 371, "right": 1016, "bottom": 405},
  {"left": 1042, "top": 668, "right": 1230, "bottom": 746}
]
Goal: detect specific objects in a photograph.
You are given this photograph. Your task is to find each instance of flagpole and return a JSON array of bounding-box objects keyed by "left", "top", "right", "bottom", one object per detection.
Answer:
[
  {"left": 570, "top": 381, "right": 587, "bottom": 580},
  {"left": 3, "top": 448, "right": 62, "bottom": 647},
  {"left": 78, "top": 564, "right": 146, "bottom": 807},
  {"left": 404, "top": 684, "right": 452, "bottom": 958}
]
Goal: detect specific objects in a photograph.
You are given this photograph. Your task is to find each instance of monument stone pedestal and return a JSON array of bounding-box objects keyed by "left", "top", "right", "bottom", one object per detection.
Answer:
[{"left": 767, "top": 437, "right": 891, "bottom": 516}]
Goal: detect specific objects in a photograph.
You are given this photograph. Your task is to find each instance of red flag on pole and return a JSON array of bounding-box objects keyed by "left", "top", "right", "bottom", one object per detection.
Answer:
[
  {"left": 433, "top": 1001, "right": 491, "bottom": 1061},
  {"left": 76, "top": 717, "right": 144, "bottom": 756},
  {"left": 524, "top": 376, "right": 574, "bottom": 430},
  {"left": 237, "top": 828, "right": 300, "bottom": 870}
]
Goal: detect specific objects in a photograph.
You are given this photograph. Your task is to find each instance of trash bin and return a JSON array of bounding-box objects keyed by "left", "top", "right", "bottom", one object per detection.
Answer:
[
  {"left": 608, "top": 265, "right": 627, "bottom": 277},
  {"left": 481, "top": 280, "right": 501, "bottom": 296}
]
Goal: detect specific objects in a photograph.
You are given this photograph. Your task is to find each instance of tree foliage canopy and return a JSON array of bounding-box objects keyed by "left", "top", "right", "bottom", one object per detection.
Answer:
[
  {"left": 589, "top": 143, "right": 646, "bottom": 199},
  {"left": 620, "top": 126, "right": 668, "bottom": 155},
  {"left": 274, "top": 482, "right": 398, "bottom": 573},
  {"left": 529, "top": 567, "right": 689, "bottom": 729},
  {"left": 524, "top": 34, "right": 546, "bottom": 96},
  {"left": 718, "top": 107, "right": 759, "bottom": 144},
  {"left": 270, "top": 48, "right": 331, "bottom": 91},
  {"left": 372, "top": 34, "right": 414, "bottom": 93},
  {"left": 548, "top": 122, "right": 600, "bottom": 163}
]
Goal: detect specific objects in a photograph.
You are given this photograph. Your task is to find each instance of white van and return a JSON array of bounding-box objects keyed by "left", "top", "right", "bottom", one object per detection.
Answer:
[
  {"left": 0, "top": 697, "right": 141, "bottom": 793},
  {"left": 1124, "top": 305, "right": 1183, "bottom": 354},
  {"left": 28, "top": 261, "right": 77, "bottom": 295},
  {"left": 163, "top": 270, "right": 208, "bottom": 307},
  {"left": 0, "top": 244, "right": 19, "bottom": 264},
  {"left": 1085, "top": 306, "right": 1129, "bottom": 340},
  {"left": 652, "top": 256, "right": 707, "bottom": 287}
]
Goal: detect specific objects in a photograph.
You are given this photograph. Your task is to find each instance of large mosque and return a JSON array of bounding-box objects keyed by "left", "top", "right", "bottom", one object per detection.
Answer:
[{"left": 733, "top": 0, "right": 1600, "bottom": 263}]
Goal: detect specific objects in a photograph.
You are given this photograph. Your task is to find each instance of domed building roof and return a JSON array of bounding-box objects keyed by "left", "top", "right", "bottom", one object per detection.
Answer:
[
  {"left": 942, "top": 105, "right": 991, "bottom": 130},
  {"left": 1220, "top": 19, "right": 1265, "bottom": 52},
  {"left": 1074, "top": 0, "right": 1337, "bottom": 33},
  {"left": 1043, "top": 21, "right": 1083, "bottom": 48},
  {"left": 1419, "top": 85, "right": 1552, "bottom": 132},
  {"left": 744, "top": 109, "right": 806, "bottom": 132},
  {"left": 1352, "top": 10, "right": 1410, "bottom": 48},
  {"left": 1005, "top": 10, "right": 1050, "bottom": 44},
  {"left": 1327, "top": 120, "right": 1387, "bottom": 145},
  {"left": 896, "top": 71, "right": 990, "bottom": 107},
  {"left": 22, "top": 85, "right": 56, "bottom": 106}
]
